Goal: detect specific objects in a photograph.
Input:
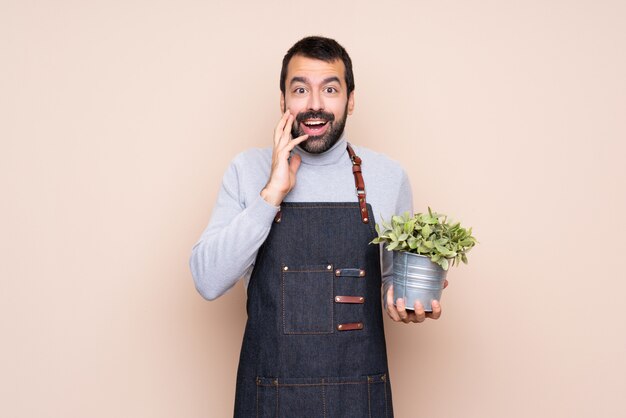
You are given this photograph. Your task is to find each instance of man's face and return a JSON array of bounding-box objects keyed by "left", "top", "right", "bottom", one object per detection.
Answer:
[{"left": 281, "top": 55, "right": 355, "bottom": 154}]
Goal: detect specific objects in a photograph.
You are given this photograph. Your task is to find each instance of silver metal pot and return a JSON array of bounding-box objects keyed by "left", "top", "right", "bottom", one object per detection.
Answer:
[{"left": 392, "top": 251, "right": 448, "bottom": 312}]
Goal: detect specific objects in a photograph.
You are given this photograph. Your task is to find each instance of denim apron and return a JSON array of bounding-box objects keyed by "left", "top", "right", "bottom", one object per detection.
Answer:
[{"left": 234, "top": 144, "right": 393, "bottom": 417}]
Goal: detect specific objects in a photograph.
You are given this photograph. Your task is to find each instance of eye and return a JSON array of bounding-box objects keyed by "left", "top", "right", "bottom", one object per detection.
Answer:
[
  {"left": 324, "top": 87, "right": 338, "bottom": 94},
  {"left": 294, "top": 87, "right": 307, "bottom": 94}
]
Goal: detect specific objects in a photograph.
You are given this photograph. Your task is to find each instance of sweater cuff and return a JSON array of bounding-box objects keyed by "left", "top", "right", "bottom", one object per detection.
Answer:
[{"left": 249, "top": 193, "right": 280, "bottom": 224}]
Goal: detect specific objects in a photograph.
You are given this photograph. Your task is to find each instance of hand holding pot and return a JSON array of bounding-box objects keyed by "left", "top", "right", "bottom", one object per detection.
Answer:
[{"left": 385, "top": 281, "right": 448, "bottom": 324}]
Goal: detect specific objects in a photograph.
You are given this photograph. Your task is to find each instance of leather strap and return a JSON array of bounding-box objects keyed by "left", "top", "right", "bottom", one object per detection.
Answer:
[
  {"left": 337, "top": 322, "right": 364, "bottom": 331},
  {"left": 334, "top": 295, "right": 365, "bottom": 304},
  {"left": 274, "top": 209, "right": 282, "bottom": 223},
  {"left": 334, "top": 268, "right": 366, "bottom": 277},
  {"left": 346, "top": 143, "right": 369, "bottom": 223},
  {"left": 274, "top": 143, "right": 368, "bottom": 224}
]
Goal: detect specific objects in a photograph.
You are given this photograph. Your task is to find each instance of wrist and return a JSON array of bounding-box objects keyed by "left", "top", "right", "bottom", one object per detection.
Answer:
[{"left": 260, "top": 186, "right": 285, "bottom": 207}]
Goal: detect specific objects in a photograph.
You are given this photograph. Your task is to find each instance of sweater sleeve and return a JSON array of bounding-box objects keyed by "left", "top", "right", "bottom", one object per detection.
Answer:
[
  {"left": 381, "top": 169, "right": 414, "bottom": 305},
  {"left": 189, "top": 158, "right": 278, "bottom": 300}
]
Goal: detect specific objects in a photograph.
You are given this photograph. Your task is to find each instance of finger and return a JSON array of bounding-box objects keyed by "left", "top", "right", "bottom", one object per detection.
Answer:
[
  {"left": 386, "top": 284, "right": 395, "bottom": 309},
  {"left": 288, "top": 153, "right": 302, "bottom": 177},
  {"left": 282, "top": 134, "right": 308, "bottom": 153},
  {"left": 386, "top": 303, "right": 401, "bottom": 322},
  {"left": 406, "top": 312, "right": 419, "bottom": 323},
  {"left": 385, "top": 285, "right": 401, "bottom": 321},
  {"left": 274, "top": 110, "right": 291, "bottom": 144},
  {"left": 396, "top": 298, "right": 410, "bottom": 323},
  {"left": 279, "top": 114, "right": 296, "bottom": 146},
  {"left": 443, "top": 279, "right": 449, "bottom": 289},
  {"left": 413, "top": 300, "right": 426, "bottom": 323},
  {"left": 427, "top": 300, "right": 442, "bottom": 320}
]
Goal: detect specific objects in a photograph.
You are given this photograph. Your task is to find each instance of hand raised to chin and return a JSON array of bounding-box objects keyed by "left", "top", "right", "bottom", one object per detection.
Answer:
[{"left": 261, "top": 110, "right": 308, "bottom": 206}]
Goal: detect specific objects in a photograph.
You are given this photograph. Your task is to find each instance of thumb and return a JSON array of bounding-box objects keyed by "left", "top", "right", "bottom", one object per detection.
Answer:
[
  {"left": 386, "top": 284, "right": 394, "bottom": 307},
  {"left": 289, "top": 153, "right": 302, "bottom": 176}
]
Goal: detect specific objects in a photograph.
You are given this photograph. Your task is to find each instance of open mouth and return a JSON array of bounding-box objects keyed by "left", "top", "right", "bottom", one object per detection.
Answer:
[{"left": 301, "top": 119, "right": 329, "bottom": 136}]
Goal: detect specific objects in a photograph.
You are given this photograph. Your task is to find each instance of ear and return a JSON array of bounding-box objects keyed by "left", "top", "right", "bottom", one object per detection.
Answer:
[
  {"left": 280, "top": 93, "right": 285, "bottom": 113},
  {"left": 347, "top": 91, "right": 355, "bottom": 115}
]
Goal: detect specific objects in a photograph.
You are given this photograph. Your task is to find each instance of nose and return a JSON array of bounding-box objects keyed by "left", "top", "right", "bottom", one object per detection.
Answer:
[{"left": 307, "top": 89, "right": 323, "bottom": 111}]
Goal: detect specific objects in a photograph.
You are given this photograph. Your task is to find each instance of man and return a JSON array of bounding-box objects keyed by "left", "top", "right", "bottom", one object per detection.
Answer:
[{"left": 190, "top": 36, "right": 444, "bottom": 417}]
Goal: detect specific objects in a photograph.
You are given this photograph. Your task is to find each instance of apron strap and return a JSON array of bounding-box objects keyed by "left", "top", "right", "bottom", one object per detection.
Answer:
[
  {"left": 274, "top": 143, "right": 370, "bottom": 224},
  {"left": 346, "top": 143, "right": 369, "bottom": 224}
]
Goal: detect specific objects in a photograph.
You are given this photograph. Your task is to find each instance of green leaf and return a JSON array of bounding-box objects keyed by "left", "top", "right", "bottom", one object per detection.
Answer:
[
  {"left": 435, "top": 243, "right": 452, "bottom": 256},
  {"left": 386, "top": 242, "right": 399, "bottom": 251},
  {"left": 418, "top": 245, "right": 430, "bottom": 254},
  {"left": 404, "top": 219, "right": 415, "bottom": 234},
  {"left": 440, "top": 258, "right": 449, "bottom": 270},
  {"left": 421, "top": 224, "right": 432, "bottom": 239},
  {"left": 398, "top": 233, "right": 409, "bottom": 241}
]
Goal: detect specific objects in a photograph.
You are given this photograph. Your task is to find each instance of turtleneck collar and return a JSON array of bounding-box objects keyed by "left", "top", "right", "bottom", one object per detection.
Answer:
[{"left": 292, "top": 133, "right": 348, "bottom": 166}]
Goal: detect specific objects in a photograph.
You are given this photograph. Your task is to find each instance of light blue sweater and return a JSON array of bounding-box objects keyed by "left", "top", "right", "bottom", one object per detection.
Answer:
[{"left": 190, "top": 135, "right": 413, "bottom": 301}]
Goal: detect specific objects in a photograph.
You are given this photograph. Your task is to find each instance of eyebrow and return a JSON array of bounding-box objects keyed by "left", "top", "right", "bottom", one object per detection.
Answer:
[{"left": 290, "top": 76, "right": 342, "bottom": 86}]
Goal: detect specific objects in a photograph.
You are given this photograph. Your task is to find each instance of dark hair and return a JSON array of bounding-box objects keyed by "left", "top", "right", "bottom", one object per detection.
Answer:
[{"left": 280, "top": 36, "right": 354, "bottom": 95}]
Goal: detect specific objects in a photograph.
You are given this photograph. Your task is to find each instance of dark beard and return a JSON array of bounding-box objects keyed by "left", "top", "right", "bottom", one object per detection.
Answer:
[{"left": 290, "top": 104, "right": 348, "bottom": 154}]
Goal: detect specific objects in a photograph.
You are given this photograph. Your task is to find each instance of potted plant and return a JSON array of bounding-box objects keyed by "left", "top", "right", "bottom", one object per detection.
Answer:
[{"left": 371, "top": 208, "right": 477, "bottom": 312}]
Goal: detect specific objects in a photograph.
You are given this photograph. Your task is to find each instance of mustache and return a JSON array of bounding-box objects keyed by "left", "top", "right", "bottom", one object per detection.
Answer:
[{"left": 295, "top": 110, "right": 335, "bottom": 124}]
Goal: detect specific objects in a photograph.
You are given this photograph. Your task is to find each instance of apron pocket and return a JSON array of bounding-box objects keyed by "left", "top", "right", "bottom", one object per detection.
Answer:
[
  {"left": 282, "top": 264, "right": 334, "bottom": 334},
  {"left": 256, "top": 374, "right": 390, "bottom": 418}
]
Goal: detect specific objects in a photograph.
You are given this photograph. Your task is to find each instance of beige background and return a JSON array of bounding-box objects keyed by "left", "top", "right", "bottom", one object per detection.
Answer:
[{"left": 2, "top": 0, "right": 625, "bottom": 417}]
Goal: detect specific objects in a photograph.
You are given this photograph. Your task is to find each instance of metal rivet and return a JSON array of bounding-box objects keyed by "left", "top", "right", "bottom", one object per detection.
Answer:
[
  {"left": 358, "top": 323, "right": 363, "bottom": 329},
  {"left": 363, "top": 217, "right": 368, "bottom": 222},
  {"left": 273, "top": 379, "right": 278, "bottom": 385},
  {"left": 335, "top": 269, "right": 341, "bottom": 276},
  {"left": 359, "top": 297, "right": 364, "bottom": 302},
  {"left": 283, "top": 266, "right": 288, "bottom": 271},
  {"left": 337, "top": 324, "right": 343, "bottom": 330},
  {"left": 381, "top": 374, "right": 387, "bottom": 382},
  {"left": 275, "top": 218, "right": 281, "bottom": 223},
  {"left": 335, "top": 296, "right": 340, "bottom": 302},
  {"left": 359, "top": 270, "right": 365, "bottom": 277},
  {"left": 326, "top": 265, "right": 332, "bottom": 270}
]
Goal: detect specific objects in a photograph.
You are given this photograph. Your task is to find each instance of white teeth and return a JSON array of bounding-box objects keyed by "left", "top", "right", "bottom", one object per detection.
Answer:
[{"left": 304, "top": 121, "right": 325, "bottom": 126}]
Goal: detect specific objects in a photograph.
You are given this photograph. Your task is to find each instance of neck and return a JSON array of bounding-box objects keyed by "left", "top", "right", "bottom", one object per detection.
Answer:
[{"left": 293, "top": 134, "right": 348, "bottom": 166}]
